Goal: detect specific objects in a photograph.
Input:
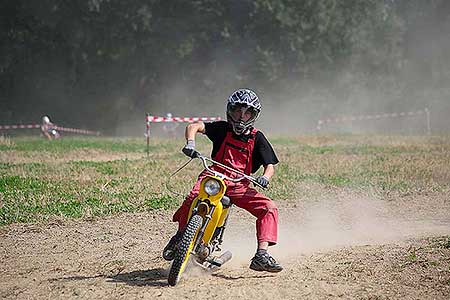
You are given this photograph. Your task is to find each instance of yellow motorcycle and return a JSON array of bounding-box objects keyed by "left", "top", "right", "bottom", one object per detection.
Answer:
[{"left": 168, "top": 153, "right": 264, "bottom": 286}]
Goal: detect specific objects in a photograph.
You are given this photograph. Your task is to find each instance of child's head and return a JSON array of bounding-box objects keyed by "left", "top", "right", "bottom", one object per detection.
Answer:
[{"left": 226, "top": 88, "right": 261, "bottom": 135}]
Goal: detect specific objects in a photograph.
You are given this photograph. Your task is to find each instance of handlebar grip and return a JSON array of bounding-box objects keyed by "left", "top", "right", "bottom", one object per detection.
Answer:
[{"left": 192, "top": 150, "right": 201, "bottom": 158}]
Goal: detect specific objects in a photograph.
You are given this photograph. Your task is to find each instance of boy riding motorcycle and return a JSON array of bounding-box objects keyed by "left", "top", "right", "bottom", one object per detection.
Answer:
[{"left": 163, "top": 88, "right": 283, "bottom": 273}]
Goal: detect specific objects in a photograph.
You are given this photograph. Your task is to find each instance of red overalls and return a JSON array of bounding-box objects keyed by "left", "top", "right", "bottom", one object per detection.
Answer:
[{"left": 172, "top": 128, "right": 278, "bottom": 246}]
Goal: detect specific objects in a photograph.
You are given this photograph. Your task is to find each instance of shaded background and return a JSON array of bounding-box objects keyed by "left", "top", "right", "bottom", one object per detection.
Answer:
[{"left": 1, "top": 0, "right": 449, "bottom": 135}]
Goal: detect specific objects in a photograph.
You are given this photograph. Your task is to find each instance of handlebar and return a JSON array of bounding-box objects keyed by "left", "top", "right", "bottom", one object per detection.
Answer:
[{"left": 196, "top": 153, "right": 265, "bottom": 189}]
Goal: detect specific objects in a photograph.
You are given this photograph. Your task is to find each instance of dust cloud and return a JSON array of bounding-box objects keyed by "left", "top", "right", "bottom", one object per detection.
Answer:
[{"left": 220, "top": 192, "right": 450, "bottom": 268}]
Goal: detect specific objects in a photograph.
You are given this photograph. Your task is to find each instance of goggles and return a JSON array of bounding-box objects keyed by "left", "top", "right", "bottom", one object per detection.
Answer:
[{"left": 228, "top": 104, "right": 258, "bottom": 120}]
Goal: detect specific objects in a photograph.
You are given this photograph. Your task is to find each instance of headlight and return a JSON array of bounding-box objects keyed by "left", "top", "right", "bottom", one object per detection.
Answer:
[{"left": 204, "top": 179, "right": 221, "bottom": 196}]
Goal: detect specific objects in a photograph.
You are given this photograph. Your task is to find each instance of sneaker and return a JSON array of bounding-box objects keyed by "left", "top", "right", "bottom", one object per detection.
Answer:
[
  {"left": 162, "top": 232, "right": 182, "bottom": 261},
  {"left": 250, "top": 251, "right": 283, "bottom": 273}
]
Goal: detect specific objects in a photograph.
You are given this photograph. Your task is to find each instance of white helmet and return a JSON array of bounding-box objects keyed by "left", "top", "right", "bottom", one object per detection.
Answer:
[
  {"left": 42, "top": 116, "right": 50, "bottom": 124},
  {"left": 166, "top": 113, "right": 173, "bottom": 118},
  {"left": 226, "top": 88, "right": 261, "bottom": 135}
]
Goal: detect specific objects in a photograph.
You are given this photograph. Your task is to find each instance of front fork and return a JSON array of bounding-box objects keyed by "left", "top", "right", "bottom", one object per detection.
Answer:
[
  {"left": 213, "top": 206, "right": 232, "bottom": 248},
  {"left": 193, "top": 204, "right": 215, "bottom": 253},
  {"left": 191, "top": 202, "right": 232, "bottom": 261}
]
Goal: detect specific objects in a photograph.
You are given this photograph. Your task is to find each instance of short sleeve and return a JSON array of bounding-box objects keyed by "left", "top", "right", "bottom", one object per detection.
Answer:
[
  {"left": 252, "top": 131, "right": 279, "bottom": 173},
  {"left": 204, "top": 121, "right": 228, "bottom": 157}
]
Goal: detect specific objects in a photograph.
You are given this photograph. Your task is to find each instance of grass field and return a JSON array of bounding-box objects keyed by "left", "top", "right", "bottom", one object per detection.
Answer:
[{"left": 1, "top": 134, "right": 450, "bottom": 226}]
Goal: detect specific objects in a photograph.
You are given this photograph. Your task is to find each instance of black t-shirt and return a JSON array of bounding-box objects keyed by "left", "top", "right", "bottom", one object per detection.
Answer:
[{"left": 204, "top": 121, "right": 279, "bottom": 174}]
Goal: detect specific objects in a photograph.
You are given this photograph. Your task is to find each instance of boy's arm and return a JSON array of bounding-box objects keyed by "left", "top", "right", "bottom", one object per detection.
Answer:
[
  {"left": 182, "top": 122, "right": 205, "bottom": 158},
  {"left": 262, "top": 164, "right": 275, "bottom": 180},
  {"left": 185, "top": 121, "right": 205, "bottom": 141},
  {"left": 256, "top": 164, "right": 275, "bottom": 188}
]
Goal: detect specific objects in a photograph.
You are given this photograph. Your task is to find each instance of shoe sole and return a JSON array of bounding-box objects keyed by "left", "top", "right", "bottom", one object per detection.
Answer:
[{"left": 250, "top": 264, "right": 283, "bottom": 273}]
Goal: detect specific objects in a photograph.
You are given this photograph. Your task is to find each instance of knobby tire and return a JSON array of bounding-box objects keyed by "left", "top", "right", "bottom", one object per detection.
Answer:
[{"left": 168, "top": 214, "right": 203, "bottom": 286}]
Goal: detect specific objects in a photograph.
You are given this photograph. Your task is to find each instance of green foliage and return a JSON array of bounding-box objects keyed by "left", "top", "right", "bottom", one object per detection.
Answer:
[
  {"left": 70, "top": 161, "right": 119, "bottom": 175},
  {"left": 406, "top": 247, "right": 418, "bottom": 263},
  {"left": 144, "top": 194, "right": 178, "bottom": 210},
  {"left": 0, "top": 176, "right": 49, "bottom": 194}
]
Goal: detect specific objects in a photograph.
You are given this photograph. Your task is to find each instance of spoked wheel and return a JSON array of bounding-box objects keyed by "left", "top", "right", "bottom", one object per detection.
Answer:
[{"left": 168, "top": 214, "right": 203, "bottom": 286}]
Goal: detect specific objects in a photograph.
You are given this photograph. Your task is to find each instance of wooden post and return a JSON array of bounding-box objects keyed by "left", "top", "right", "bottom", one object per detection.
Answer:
[
  {"left": 425, "top": 108, "right": 431, "bottom": 135},
  {"left": 146, "top": 113, "right": 150, "bottom": 156}
]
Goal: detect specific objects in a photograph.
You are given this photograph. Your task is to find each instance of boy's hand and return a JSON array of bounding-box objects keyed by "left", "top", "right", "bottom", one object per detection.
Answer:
[
  {"left": 182, "top": 140, "right": 199, "bottom": 158},
  {"left": 255, "top": 175, "right": 269, "bottom": 188}
]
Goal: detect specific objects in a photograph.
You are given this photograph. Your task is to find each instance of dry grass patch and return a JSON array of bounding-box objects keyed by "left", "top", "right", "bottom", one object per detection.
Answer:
[{"left": 1, "top": 134, "right": 450, "bottom": 225}]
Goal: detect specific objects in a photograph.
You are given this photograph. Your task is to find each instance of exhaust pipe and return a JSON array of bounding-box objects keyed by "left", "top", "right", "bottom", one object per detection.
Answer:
[{"left": 209, "top": 251, "right": 232, "bottom": 267}]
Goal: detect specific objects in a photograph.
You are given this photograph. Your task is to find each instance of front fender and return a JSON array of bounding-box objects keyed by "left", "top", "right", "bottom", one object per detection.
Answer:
[{"left": 187, "top": 175, "right": 229, "bottom": 244}]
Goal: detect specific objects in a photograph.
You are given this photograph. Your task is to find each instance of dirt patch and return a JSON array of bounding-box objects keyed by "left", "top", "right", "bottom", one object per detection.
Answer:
[{"left": 0, "top": 192, "right": 449, "bottom": 299}]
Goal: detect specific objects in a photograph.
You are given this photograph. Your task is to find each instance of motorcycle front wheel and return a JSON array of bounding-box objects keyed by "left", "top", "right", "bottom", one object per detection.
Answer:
[{"left": 168, "top": 214, "right": 203, "bottom": 286}]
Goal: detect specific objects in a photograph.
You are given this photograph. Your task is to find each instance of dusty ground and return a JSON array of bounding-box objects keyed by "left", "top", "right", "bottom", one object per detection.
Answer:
[{"left": 1, "top": 190, "right": 449, "bottom": 300}]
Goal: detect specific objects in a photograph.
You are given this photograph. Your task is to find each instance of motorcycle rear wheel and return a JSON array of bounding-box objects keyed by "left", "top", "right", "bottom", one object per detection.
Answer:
[{"left": 168, "top": 214, "right": 203, "bottom": 286}]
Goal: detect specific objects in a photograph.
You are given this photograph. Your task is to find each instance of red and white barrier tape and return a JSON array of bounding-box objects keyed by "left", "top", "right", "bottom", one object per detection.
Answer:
[
  {"left": 146, "top": 115, "right": 222, "bottom": 123},
  {"left": 0, "top": 124, "right": 41, "bottom": 130},
  {"left": 53, "top": 126, "right": 100, "bottom": 135},
  {"left": 0, "top": 124, "right": 100, "bottom": 135},
  {"left": 145, "top": 114, "right": 222, "bottom": 152},
  {"left": 317, "top": 108, "right": 430, "bottom": 131}
]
